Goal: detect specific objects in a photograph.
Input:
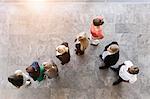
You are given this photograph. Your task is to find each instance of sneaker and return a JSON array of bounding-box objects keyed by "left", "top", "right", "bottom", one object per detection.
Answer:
[
  {"left": 90, "top": 43, "right": 99, "bottom": 46},
  {"left": 113, "top": 79, "right": 122, "bottom": 86},
  {"left": 99, "top": 66, "right": 108, "bottom": 69},
  {"left": 99, "top": 54, "right": 103, "bottom": 60},
  {"left": 110, "top": 67, "right": 117, "bottom": 72},
  {"left": 113, "top": 81, "right": 120, "bottom": 86}
]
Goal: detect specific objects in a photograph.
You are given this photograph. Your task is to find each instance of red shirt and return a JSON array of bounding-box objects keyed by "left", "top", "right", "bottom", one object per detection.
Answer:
[{"left": 90, "top": 16, "right": 104, "bottom": 39}]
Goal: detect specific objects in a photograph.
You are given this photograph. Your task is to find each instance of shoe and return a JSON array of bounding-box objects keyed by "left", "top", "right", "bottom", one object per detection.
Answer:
[
  {"left": 99, "top": 66, "right": 108, "bottom": 69},
  {"left": 110, "top": 67, "right": 117, "bottom": 72},
  {"left": 56, "top": 73, "right": 59, "bottom": 77},
  {"left": 113, "top": 81, "right": 120, "bottom": 86},
  {"left": 113, "top": 79, "right": 122, "bottom": 86},
  {"left": 99, "top": 54, "right": 103, "bottom": 60},
  {"left": 90, "top": 43, "right": 99, "bottom": 46}
]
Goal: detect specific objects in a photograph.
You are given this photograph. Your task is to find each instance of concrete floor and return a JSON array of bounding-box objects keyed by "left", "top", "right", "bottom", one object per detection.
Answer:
[{"left": 0, "top": 0, "right": 150, "bottom": 99}]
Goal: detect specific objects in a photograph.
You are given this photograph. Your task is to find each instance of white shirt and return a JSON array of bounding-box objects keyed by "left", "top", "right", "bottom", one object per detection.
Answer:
[
  {"left": 102, "top": 51, "right": 112, "bottom": 60},
  {"left": 119, "top": 61, "right": 137, "bottom": 84}
]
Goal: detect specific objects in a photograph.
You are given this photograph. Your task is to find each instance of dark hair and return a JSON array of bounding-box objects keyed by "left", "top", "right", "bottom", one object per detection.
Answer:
[
  {"left": 61, "top": 42, "right": 68, "bottom": 47},
  {"left": 133, "top": 67, "right": 139, "bottom": 74},
  {"left": 93, "top": 18, "right": 104, "bottom": 26},
  {"left": 93, "top": 18, "right": 100, "bottom": 26},
  {"left": 129, "top": 67, "right": 139, "bottom": 74},
  {"left": 75, "top": 43, "right": 81, "bottom": 49}
]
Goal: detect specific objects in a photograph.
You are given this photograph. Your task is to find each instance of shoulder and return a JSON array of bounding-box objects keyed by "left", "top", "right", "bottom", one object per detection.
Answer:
[
  {"left": 111, "top": 41, "right": 119, "bottom": 45},
  {"left": 61, "top": 42, "right": 69, "bottom": 47},
  {"left": 124, "top": 61, "right": 133, "bottom": 67}
]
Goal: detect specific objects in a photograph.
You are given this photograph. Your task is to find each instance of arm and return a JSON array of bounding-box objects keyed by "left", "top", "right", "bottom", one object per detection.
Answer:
[
  {"left": 128, "top": 76, "right": 137, "bottom": 84},
  {"left": 74, "top": 38, "right": 77, "bottom": 42},
  {"left": 104, "top": 53, "right": 119, "bottom": 66},
  {"left": 56, "top": 55, "right": 63, "bottom": 60},
  {"left": 118, "top": 63, "right": 125, "bottom": 69}
]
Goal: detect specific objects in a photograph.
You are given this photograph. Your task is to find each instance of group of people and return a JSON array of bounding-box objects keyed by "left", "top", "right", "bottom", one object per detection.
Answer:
[{"left": 8, "top": 16, "right": 139, "bottom": 88}]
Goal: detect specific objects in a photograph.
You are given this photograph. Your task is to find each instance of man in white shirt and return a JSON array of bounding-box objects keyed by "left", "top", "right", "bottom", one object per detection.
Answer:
[{"left": 110, "top": 61, "right": 139, "bottom": 85}]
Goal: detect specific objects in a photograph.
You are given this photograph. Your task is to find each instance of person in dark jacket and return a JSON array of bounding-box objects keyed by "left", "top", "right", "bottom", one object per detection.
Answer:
[
  {"left": 56, "top": 42, "right": 70, "bottom": 65},
  {"left": 99, "top": 41, "right": 119, "bottom": 69},
  {"left": 8, "top": 70, "right": 31, "bottom": 88}
]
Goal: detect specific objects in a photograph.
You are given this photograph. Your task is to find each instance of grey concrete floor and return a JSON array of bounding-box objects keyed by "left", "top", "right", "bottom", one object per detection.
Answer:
[{"left": 0, "top": 0, "right": 150, "bottom": 99}]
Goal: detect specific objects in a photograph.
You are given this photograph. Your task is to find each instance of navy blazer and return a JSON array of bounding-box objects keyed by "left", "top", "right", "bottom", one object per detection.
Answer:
[{"left": 102, "top": 42, "right": 119, "bottom": 67}]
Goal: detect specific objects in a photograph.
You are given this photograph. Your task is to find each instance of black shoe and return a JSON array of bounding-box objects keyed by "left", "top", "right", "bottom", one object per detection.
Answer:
[
  {"left": 113, "top": 81, "right": 120, "bottom": 86},
  {"left": 110, "top": 67, "right": 118, "bottom": 72},
  {"left": 90, "top": 43, "right": 99, "bottom": 46},
  {"left": 99, "top": 54, "right": 103, "bottom": 60},
  {"left": 56, "top": 73, "right": 59, "bottom": 77},
  {"left": 113, "top": 79, "right": 122, "bottom": 86},
  {"left": 99, "top": 66, "right": 108, "bottom": 69}
]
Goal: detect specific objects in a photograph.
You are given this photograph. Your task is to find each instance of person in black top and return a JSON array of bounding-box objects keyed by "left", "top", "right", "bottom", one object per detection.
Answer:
[
  {"left": 56, "top": 42, "right": 70, "bottom": 65},
  {"left": 8, "top": 70, "right": 31, "bottom": 88},
  {"left": 99, "top": 41, "right": 119, "bottom": 69}
]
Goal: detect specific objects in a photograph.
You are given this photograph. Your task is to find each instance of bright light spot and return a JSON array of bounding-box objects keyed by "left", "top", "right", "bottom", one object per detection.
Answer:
[
  {"left": 26, "top": 0, "right": 48, "bottom": 13},
  {"left": 27, "top": 0, "right": 46, "bottom": 1}
]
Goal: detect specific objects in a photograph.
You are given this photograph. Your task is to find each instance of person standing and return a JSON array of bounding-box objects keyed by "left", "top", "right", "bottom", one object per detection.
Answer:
[
  {"left": 90, "top": 16, "right": 104, "bottom": 46},
  {"left": 56, "top": 42, "right": 70, "bottom": 65},
  {"left": 26, "top": 61, "right": 45, "bottom": 82},
  {"left": 99, "top": 41, "right": 119, "bottom": 69},
  {"left": 8, "top": 70, "right": 31, "bottom": 88},
  {"left": 74, "top": 32, "right": 89, "bottom": 55},
  {"left": 111, "top": 60, "right": 139, "bottom": 85},
  {"left": 42, "top": 60, "right": 59, "bottom": 79}
]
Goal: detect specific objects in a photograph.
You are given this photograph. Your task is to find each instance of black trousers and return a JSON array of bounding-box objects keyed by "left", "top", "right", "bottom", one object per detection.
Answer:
[{"left": 111, "top": 64, "right": 126, "bottom": 85}]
